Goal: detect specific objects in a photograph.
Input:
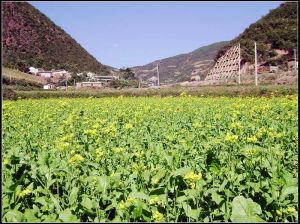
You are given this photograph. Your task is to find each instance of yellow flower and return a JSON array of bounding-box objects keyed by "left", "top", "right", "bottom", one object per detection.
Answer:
[
  {"left": 214, "top": 114, "right": 221, "bottom": 119},
  {"left": 256, "top": 127, "right": 266, "bottom": 138},
  {"left": 190, "top": 182, "right": 196, "bottom": 189},
  {"left": 276, "top": 209, "right": 282, "bottom": 216},
  {"left": 113, "top": 147, "right": 125, "bottom": 153},
  {"left": 152, "top": 178, "right": 159, "bottom": 185},
  {"left": 96, "top": 148, "right": 104, "bottom": 157},
  {"left": 152, "top": 210, "right": 164, "bottom": 222},
  {"left": 16, "top": 187, "right": 32, "bottom": 198},
  {"left": 230, "top": 122, "right": 243, "bottom": 129},
  {"left": 119, "top": 200, "right": 126, "bottom": 210},
  {"left": 84, "top": 129, "right": 97, "bottom": 136},
  {"left": 149, "top": 196, "right": 161, "bottom": 205},
  {"left": 3, "top": 158, "right": 10, "bottom": 165},
  {"left": 133, "top": 151, "right": 144, "bottom": 158},
  {"left": 247, "top": 136, "right": 258, "bottom": 143},
  {"left": 68, "top": 154, "right": 84, "bottom": 164},
  {"left": 224, "top": 134, "right": 238, "bottom": 143},
  {"left": 287, "top": 207, "right": 296, "bottom": 213},
  {"left": 124, "top": 123, "right": 133, "bottom": 130},
  {"left": 127, "top": 197, "right": 135, "bottom": 205},
  {"left": 184, "top": 171, "right": 202, "bottom": 188},
  {"left": 56, "top": 141, "right": 70, "bottom": 151},
  {"left": 192, "top": 122, "right": 202, "bottom": 128}
]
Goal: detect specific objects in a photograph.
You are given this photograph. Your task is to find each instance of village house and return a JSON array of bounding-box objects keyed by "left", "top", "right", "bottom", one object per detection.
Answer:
[
  {"left": 76, "top": 82, "right": 104, "bottom": 88},
  {"left": 147, "top": 76, "right": 158, "bottom": 87},
  {"left": 87, "top": 72, "right": 96, "bottom": 78},
  {"left": 190, "top": 75, "right": 201, "bottom": 82},
  {"left": 28, "top": 67, "right": 71, "bottom": 79},
  {"left": 76, "top": 75, "right": 117, "bottom": 88},
  {"left": 51, "top": 69, "right": 71, "bottom": 78},
  {"left": 38, "top": 71, "right": 53, "bottom": 78},
  {"left": 28, "top": 67, "right": 44, "bottom": 75},
  {"left": 91, "top": 75, "right": 117, "bottom": 82},
  {"left": 43, "top": 83, "right": 56, "bottom": 89}
]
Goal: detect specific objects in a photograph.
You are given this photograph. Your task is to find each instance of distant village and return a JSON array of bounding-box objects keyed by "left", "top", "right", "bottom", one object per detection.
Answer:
[
  {"left": 27, "top": 66, "right": 119, "bottom": 90},
  {"left": 27, "top": 55, "right": 298, "bottom": 90}
]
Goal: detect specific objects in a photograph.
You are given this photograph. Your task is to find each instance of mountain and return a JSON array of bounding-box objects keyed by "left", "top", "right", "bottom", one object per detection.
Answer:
[
  {"left": 216, "top": 2, "right": 297, "bottom": 66},
  {"left": 131, "top": 41, "right": 228, "bottom": 85},
  {"left": 2, "top": 2, "right": 109, "bottom": 75}
]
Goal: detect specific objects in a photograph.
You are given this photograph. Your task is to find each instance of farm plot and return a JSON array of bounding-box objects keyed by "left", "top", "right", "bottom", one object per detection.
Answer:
[{"left": 2, "top": 96, "right": 298, "bottom": 222}]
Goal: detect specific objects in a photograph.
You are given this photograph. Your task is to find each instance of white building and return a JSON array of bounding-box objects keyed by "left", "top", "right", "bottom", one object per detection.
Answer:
[
  {"left": 29, "top": 67, "right": 44, "bottom": 75},
  {"left": 87, "top": 72, "right": 96, "bottom": 78},
  {"left": 92, "top": 75, "right": 116, "bottom": 82},
  {"left": 38, "top": 71, "right": 53, "bottom": 78},
  {"left": 76, "top": 82, "right": 103, "bottom": 88},
  {"left": 43, "top": 84, "right": 55, "bottom": 89},
  {"left": 190, "top": 75, "right": 201, "bottom": 82}
]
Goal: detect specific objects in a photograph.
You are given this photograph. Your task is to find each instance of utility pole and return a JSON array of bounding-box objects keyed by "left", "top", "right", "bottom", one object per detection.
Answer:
[
  {"left": 254, "top": 42, "right": 258, "bottom": 86},
  {"left": 156, "top": 64, "right": 160, "bottom": 87},
  {"left": 294, "top": 48, "right": 297, "bottom": 73},
  {"left": 238, "top": 43, "right": 241, "bottom": 84}
]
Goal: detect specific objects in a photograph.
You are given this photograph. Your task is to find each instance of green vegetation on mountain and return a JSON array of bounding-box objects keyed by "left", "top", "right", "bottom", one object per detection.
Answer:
[
  {"left": 2, "top": 2, "right": 109, "bottom": 75},
  {"left": 132, "top": 41, "right": 228, "bottom": 84},
  {"left": 216, "top": 2, "right": 297, "bottom": 65}
]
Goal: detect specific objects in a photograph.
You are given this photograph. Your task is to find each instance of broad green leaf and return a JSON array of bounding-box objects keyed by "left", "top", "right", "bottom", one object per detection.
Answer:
[
  {"left": 183, "top": 189, "right": 199, "bottom": 198},
  {"left": 98, "top": 176, "right": 108, "bottom": 192},
  {"left": 176, "top": 195, "right": 187, "bottom": 203},
  {"left": 42, "top": 214, "right": 58, "bottom": 222},
  {"left": 153, "top": 169, "right": 166, "bottom": 180},
  {"left": 3, "top": 210, "right": 23, "bottom": 222},
  {"left": 129, "top": 192, "right": 149, "bottom": 200},
  {"left": 186, "top": 208, "right": 201, "bottom": 220},
  {"left": 81, "top": 196, "right": 92, "bottom": 210},
  {"left": 23, "top": 209, "right": 37, "bottom": 222},
  {"left": 219, "top": 180, "right": 228, "bottom": 192},
  {"left": 69, "top": 187, "right": 79, "bottom": 206},
  {"left": 280, "top": 186, "right": 298, "bottom": 201},
  {"left": 35, "top": 197, "right": 48, "bottom": 207},
  {"left": 171, "top": 167, "right": 191, "bottom": 177},
  {"left": 50, "top": 194, "right": 61, "bottom": 212},
  {"left": 230, "top": 196, "right": 265, "bottom": 223},
  {"left": 211, "top": 192, "right": 223, "bottom": 205},
  {"left": 59, "top": 209, "right": 79, "bottom": 222},
  {"left": 133, "top": 201, "right": 143, "bottom": 218}
]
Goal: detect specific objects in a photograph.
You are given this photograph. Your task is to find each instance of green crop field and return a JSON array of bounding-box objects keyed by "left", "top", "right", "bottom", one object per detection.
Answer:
[{"left": 2, "top": 96, "right": 298, "bottom": 222}]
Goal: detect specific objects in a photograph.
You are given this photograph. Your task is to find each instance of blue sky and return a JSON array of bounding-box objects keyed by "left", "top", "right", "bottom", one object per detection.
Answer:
[{"left": 29, "top": 1, "right": 283, "bottom": 68}]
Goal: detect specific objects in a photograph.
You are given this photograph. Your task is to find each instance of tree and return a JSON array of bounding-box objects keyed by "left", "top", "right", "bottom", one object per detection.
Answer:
[{"left": 119, "top": 68, "right": 137, "bottom": 80}]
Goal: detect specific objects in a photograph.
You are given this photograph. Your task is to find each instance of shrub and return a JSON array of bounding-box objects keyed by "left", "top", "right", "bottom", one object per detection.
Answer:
[{"left": 3, "top": 87, "right": 17, "bottom": 100}]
